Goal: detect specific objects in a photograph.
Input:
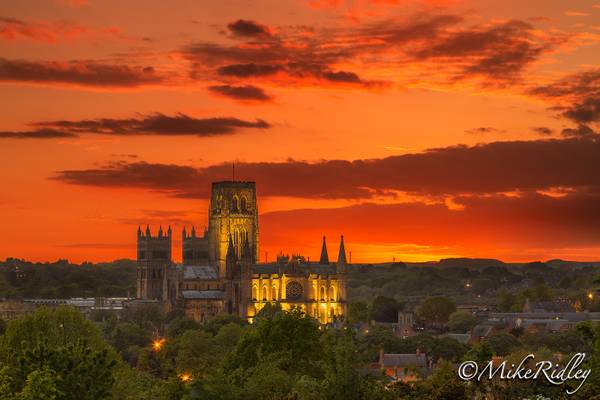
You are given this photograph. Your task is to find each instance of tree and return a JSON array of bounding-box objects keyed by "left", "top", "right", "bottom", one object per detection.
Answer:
[
  {"left": 420, "top": 360, "right": 467, "bottom": 400},
  {"left": 18, "top": 368, "right": 62, "bottom": 400},
  {"left": 202, "top": 314, "right": 246, "bottom": 336},
  {"left": 0, "top": 339, "right": 115, "bottom": 400},
  {"left": 370, "top": 296, "right": 398, "bottom": 323},
  {"left": 165, "top": 316, "right": 200, "bottom": 338},
  {"left": 175, "top": 330, "right": 215, "bottom": 376},
  {"left": 347, "top": 302, "right": 369, "bottom": 324},
  {"left": 448, "top": 311, "right": 477, "bottom": 333},
  {"left": 111, "top": 322, "right": 151, "bottom": 353},
  {"left": 485, "top": 333, "right": 520, "bottom": 356},
  {"left": 417, "top": 296, "right": 456, "bottom": 326}
]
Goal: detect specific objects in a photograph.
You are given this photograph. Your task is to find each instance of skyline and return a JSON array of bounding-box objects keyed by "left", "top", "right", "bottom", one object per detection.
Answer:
[{"left": 1, "top": 0, "right": 600, "bottom": 263}]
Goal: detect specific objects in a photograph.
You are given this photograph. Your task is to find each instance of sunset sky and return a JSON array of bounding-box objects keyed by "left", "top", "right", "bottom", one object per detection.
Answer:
[{"left": 1, "top": 0, "right": 600, "bottom": 264}]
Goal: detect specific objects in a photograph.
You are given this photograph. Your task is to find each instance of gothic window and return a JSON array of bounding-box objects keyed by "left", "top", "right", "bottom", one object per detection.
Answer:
[
  {"left": 320, "top": 286, "right": 325, "bottom": 301},
  {"left": 240, "top": 196, "right": 247, "bottom": 211},
  {"left": 329, "top": 286, "right": 335, "bottom": 301},
  {"left": 232, "top": 195, "right": 239, "bottom": 212},
  {"left": 272, "top": 286, "right": 278, "bottom": 300},
  {"left": 217, "top": 193, "right": 223, "bottom": 210},
  {"left": 252, "top": 285, "right": 258, "bottom": 301},
  {"left": 262, "top": 286, "right": 268, "bottom": 301},
  {"left": 286, "top": 281, "right": 303, "bottom": 300}
]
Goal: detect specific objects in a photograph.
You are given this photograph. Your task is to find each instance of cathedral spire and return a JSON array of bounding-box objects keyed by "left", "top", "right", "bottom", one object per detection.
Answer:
[
  {"left": 146, "top": 225, "right": 151, "bottom": 237},
  {"left": 319, "top": 236, "right": 329, "bottom": 264},
  {"left": 338, "top": 235, "right": 347, "bottom": 265},
  {"left": 137, "top": 225, "right": 142, "bottom": 237}
]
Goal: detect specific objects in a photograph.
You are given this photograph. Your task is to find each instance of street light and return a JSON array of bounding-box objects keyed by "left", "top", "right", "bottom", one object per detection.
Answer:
[
  {"left": 152, "top": 338, "right": 166, "bottom": 351},
  {"left": 179, "top": 373, "right": 191, "bottom": 382},
  {"left": 588, "top": 292, "right": 594, "bottom": 301}
]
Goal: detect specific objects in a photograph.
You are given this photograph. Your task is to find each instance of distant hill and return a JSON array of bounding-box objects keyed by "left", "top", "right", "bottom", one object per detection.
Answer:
[
  {"left": 546, "top": 259, "right": 600, "bottom": 268},
  {"left": 437, "top": 258, "right": 505, "bottom": 268}
]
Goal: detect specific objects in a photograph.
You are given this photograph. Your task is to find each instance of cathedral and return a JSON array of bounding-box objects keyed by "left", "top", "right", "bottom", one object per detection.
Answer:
[{"left": 136, "top": 180, "right": 348, "bottom": 324}]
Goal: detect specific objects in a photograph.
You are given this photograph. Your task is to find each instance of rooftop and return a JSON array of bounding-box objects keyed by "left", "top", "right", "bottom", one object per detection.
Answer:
[{"left": 181, "top": 290, "right": 225, "bottom": 300}]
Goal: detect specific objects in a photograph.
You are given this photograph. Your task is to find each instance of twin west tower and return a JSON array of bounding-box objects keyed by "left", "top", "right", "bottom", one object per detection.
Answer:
[{"left": 136, "top": 180, "right": 348, "bottom": 324}]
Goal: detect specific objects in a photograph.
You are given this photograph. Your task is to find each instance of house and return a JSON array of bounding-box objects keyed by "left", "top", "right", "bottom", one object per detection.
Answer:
[{"left": 378, "top": 349, "right": 430, "bottom": 382}]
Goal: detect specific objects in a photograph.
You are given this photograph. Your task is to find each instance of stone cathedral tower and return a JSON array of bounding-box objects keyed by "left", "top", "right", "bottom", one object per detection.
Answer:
[
  {"left": 136, "top": 225, "right": 172, "bottom": 300},
  {"left": 208, "top": 181, "right": 259, "bottom": 277}
]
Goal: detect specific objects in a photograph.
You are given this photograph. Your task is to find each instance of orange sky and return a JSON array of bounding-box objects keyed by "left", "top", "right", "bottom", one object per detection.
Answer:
[{"left": 1, "top": 0, "right": 600, "bottom": 263}]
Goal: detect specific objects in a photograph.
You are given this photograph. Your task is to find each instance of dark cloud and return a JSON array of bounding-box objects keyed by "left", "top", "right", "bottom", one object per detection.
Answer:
[
  {"left": 217, "top": 63, "right": 282, "bottom": 77},
  {"left": 415, "top": 20, "right": 561, "bottom": 84},
  {"left": 528, "top": 68, "right": 600, "bottom": 100},
  {"left": 562, "top": 97, "right": 600, "bottom": 124},
  {"left": 322, "top": 70, "right": 361, "bottom": 83},
  {"left": 465, "top": 127, "right": 506, "bottom": 135},
  {"left": 227, "top": 19, "right": 271, "bottom": 38},
  {"left": 208, "top": 84, "right": 272, "bottom": 101},
  {"left": 531, "top": 126, "right": 554, "bottom": 136},
  {"left": 53, "top": 136, "right": 600, "bottom": 199},
  {"left": 0, "top": 113, "right": 270, "bottom": 139},
  {"left": 0, "top": 128, "right": 77, "bottom": 139},
  {"left": 528, "top": 68, "right": 600, "bottom": 132},
  {"left": 183, "top": 15, "right": 564, "bottom": 89},
  {"left": 561, "top": 124, "right": 599, "bottom": 139},
  {"left": 0, "top": 58, "right": 162, "bottom": 87}
]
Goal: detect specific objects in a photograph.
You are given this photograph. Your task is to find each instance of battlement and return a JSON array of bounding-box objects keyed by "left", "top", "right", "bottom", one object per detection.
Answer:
[
  {"left": 137, "top": 225, "right": 172, "bottom": 261},
  {"left": 182, "top": 226, "right": 209, "bottom": 265},
  {"left": 212, "top": 180, "right": 256, "bottom": 189}
]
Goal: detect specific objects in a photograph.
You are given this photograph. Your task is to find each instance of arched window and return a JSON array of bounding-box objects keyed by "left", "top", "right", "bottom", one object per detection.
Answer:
[
  {"left": 217, "top": 193, "right": 223, "bottom": 210},
  {"left": 252, "top": 286, "right": 258, "bottom": 301},
  {"left": 262, "top": 286, "right": 268, "bottom": 301},
  {"left": 272, "top": 286, "right": 278, "bottom": 300},
  {"left": 232, "top": 195, "right": 239, "bottom": 211},
  {"left": 240, "top": 196, "right": 247, "bottom": 211},
  {"left": 329, "top": 286, "right": 335, "bottom": 301},
  {"left": 320, "top": 287, "right": 325, "bottom": 301}
]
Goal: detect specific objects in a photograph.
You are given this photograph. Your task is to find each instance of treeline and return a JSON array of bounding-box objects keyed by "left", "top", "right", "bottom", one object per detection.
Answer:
[
  {"left": 348, "top": 261, "right": 600, "bottom": 303},
  {"left": 0, "top": 258, "right": 137, "bottom": 299}
]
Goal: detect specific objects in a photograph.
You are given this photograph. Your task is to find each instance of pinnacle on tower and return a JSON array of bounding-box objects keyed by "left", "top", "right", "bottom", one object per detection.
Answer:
[
  {"left": 167, "top": 225, "right": 172, "bottom": 237},
  {"left": 319, "top": 235, "right": 329, "bottom": 264},
  {"left": 137, "top": 226, "right": 142, "bottom": 237},
  {"left": 338, "top": 235, "right": 347, "bottom": 265},
  {"left": 146, "top": 225, "right": 151, "bottom": 237},
  {"left": 226, "top": 233, "right": 236, "bottom": 262},
  {"left": 158, "top": 226, "right": 163, "bottom": 237},
  {"left": 191, "top": 226, "right": 196, "bottom": 238},
  {"left": 243, "top": 236, "right": 252, "bottom": 260},
  {"left": 182, "top": 226, "right": 187, "bottom": 239}
]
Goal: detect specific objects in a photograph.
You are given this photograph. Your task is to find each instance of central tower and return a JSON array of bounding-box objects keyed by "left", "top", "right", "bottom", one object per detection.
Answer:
[{"left": 208, "top": 181, "right": 259, "bottom": 277}]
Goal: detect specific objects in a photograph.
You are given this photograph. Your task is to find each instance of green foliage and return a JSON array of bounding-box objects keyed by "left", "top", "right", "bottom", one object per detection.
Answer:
[
  {"left": 484, "top": 332, "right": 520, "bottom": 356},
  {"left": 417, "top": 296, "right": 456, "bottom": 326},
  {"left": 1, "top": 307, "right": 112, "bottom": 357},
  {"left": 165, "top": 316, "right": 200, "bottom": 338},
  {"left": 448, "top": 311, "right": 477, "bottom": 333},
  {"left": 370, "top": 296, "right": 399, "bottom": 323},
  {"left": 346, "top": 301, "right": 369, "bottom": 324},
  {"left": 0, "top": 259, "right": 136, "bottom": 299},
  {"left": 0, "top": 339, "right": 116, "bottom": 400},
  {"left": 111, "top": 322, "right": 151, "bottom": 353}
]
